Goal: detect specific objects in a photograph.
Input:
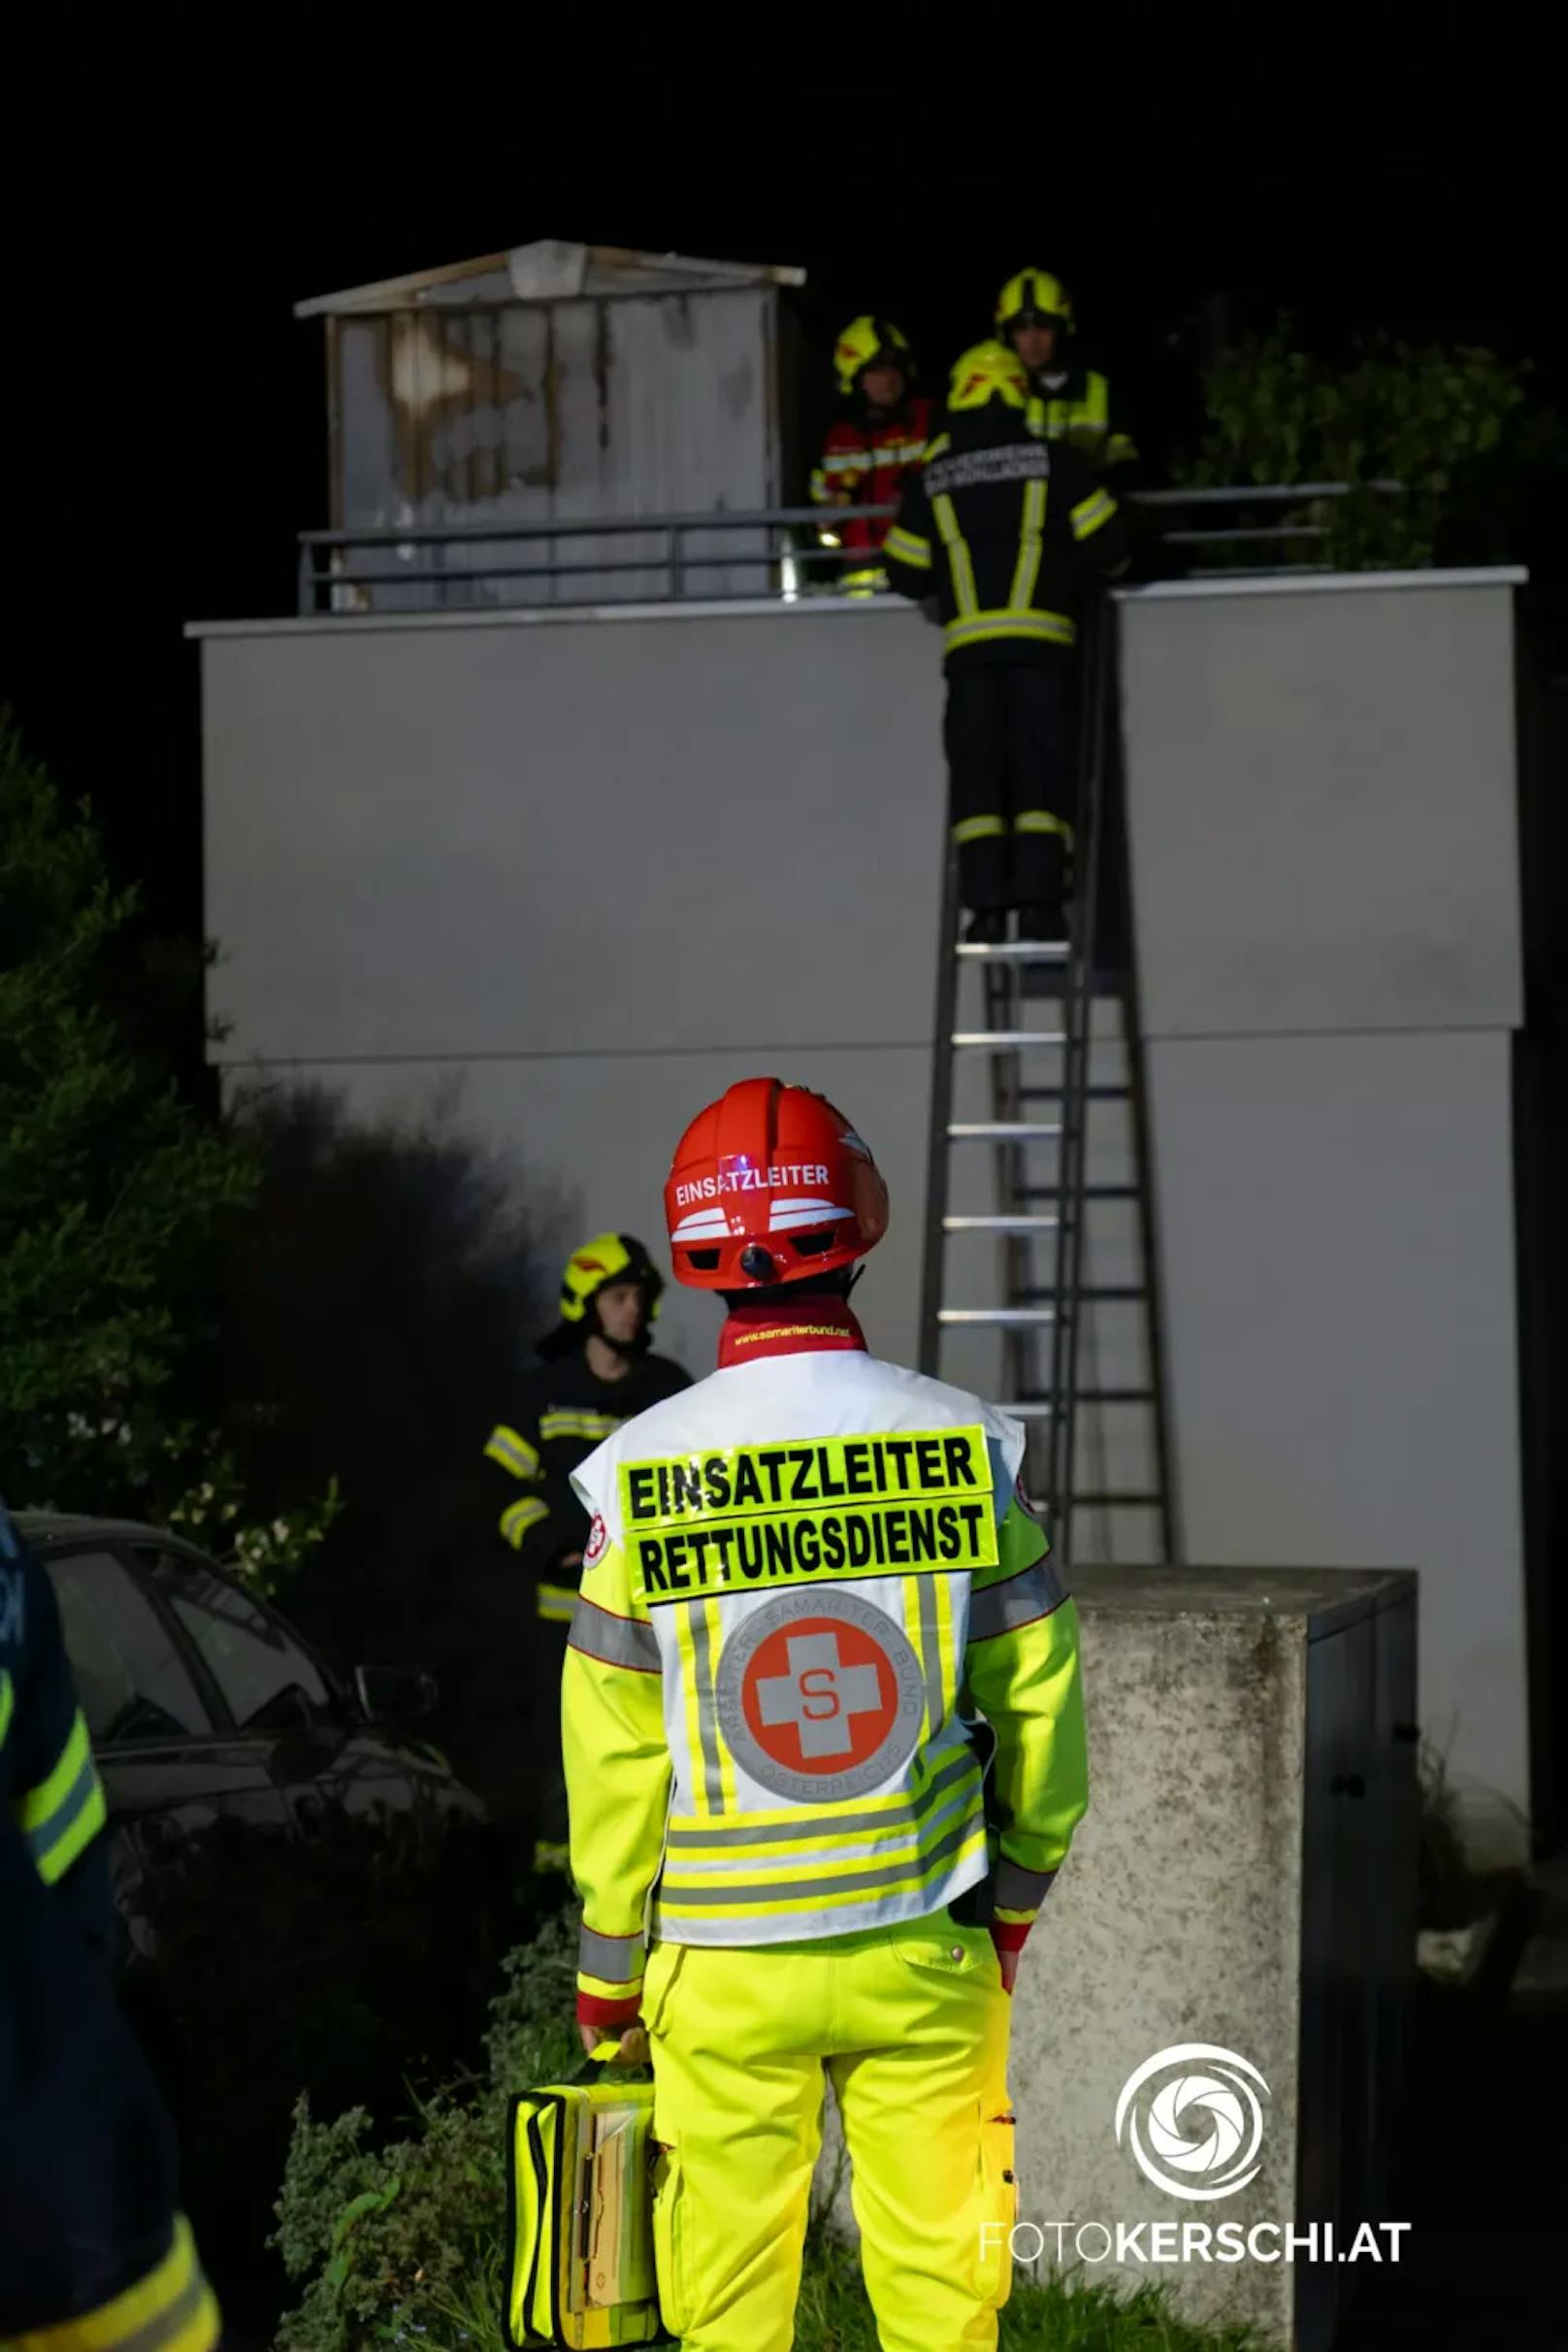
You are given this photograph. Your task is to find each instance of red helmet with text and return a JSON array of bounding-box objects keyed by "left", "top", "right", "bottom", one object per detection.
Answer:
[{"left": 665, "top": 1077, "right": 890, "bottom": 1290}]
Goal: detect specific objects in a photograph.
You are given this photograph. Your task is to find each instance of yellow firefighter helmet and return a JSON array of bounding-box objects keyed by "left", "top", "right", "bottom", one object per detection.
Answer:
[
  {"left": 833, "top": 315, "right": 915, "bottom": 398},
  {"left": 946, "top": 340, "right": 1030, "bottom": 413},
  {"left": 995, "top": 268, "right": 1075, "bottom": 334}
]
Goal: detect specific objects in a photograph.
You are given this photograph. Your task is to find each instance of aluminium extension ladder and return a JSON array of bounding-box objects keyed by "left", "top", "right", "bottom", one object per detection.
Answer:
[{"left": 916, "top": 607, "right": 1175, "bottom": 1565}]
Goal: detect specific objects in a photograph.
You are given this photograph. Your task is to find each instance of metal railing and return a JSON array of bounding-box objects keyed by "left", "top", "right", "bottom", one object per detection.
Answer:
[
  {"left": 296, "top": 506, "right": 895, "bottom": 615},
  {"left": 296, "top": 482, "right": 1405, "bottom": 615}
]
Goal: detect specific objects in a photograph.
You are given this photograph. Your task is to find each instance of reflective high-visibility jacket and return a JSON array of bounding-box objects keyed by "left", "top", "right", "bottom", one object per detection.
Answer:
[
  {"left": 483, "top": 1349, "right": 691, "bottom": 1622},
  {"left": 0, "top": 1502, "right": 220, "bottom": 2352},
  {"left": 562, "top": 1301, "right": 1089, "bottom": 2029},
  {"left": 883, "top": 408, "right": 1128, "bottom": 666},
  {"left": 1026, "top": 364, "right": 1137, "bottom": 473},
  {"left": 809, "top": 395, "right": 934, "bottom": 556}
]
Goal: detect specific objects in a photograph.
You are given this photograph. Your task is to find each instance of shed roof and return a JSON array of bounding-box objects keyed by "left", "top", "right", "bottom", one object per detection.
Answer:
[{"left": 295, "top": 240, "right": 806, "bottom": 318}]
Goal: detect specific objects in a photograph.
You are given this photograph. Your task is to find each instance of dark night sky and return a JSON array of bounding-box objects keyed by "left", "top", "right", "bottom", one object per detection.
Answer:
[{"left": 5, "top": 11, "right": 1563, "bottom": 940}]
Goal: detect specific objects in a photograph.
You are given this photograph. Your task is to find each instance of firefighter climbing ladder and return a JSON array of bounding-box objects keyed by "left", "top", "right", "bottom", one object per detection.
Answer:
[{"left": 918, "top": 605, "right": 1176, "bottom": 1564}]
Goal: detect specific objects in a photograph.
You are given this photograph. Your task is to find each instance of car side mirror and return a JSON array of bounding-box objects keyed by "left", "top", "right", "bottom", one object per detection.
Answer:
[{"left": 352, "top": 1662, "right": 439, "bottom": 1727}]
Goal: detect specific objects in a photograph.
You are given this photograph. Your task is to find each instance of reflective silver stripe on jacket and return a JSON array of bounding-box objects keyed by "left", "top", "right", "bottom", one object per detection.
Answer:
[
  {"left": 994, "top": 1858, "right": 1058, "bottom": 1911},
  {"left": 580, "top": 1922, "right": 645, "bottom": 1979},
  {"left": 665, "top": 1745, "right": 978, "bottom": 1850},
  {"left": 569, "top": 1594, "right": 660, "bottom": 1672},
  {"left": 661, "top": 1811, "right": 982, "bottom": 1909},
  {"left": 968, "top": 1558, "right": 1065, "bottom": 1643}
]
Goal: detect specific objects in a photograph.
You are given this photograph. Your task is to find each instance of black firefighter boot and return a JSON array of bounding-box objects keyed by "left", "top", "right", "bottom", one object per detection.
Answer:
[{"left": 1014, "top": 828, "right": 1071, "bottom": 952}]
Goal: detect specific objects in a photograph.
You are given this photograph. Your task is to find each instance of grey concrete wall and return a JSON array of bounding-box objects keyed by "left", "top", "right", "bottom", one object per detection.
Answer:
[
  {"left": 1119, "top": 575, "right": 1522, "bottom": 1035},
  {"left": 1119, "top": 572, "right": 1528, "bottom": 1835},
  {"left": 200, "top": 600, "right": 948, "bottom": 1374},
  {"left": 203, "top": 601, "right": 945, "bottom": 1064},
  {"left": 197, "top": 571, "right": 1532, "bottom": 1819},
  {"left": 1006, "top": 1575, "right": 1313, "bottom": 2347}
]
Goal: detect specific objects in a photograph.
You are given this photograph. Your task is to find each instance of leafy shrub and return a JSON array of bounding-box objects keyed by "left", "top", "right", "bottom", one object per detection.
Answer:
[
  {"left": 270, "top": 1908, "right": 578, "bottom": 2350},
  {"left": 1172, "top": 320, "right": 1563, "bottom": 572},
  {"left": 0, "top": 713, "right": 258, "bottom": 1512}
]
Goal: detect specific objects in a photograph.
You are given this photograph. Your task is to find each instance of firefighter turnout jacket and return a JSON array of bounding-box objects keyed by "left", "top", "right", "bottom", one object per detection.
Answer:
[
  {"left": 0, "top": 1503, "right": 220, "bottom": 2352},
  {"left": 561, "top": 1300, "right": 1089, "bottom": 2030},
  {"left": 810, "top": 395, "right": 934, "bottom": 560},
  {"left": 484, "top": 1351, "right": 691, "bottom": 1621},
  {"left": 1027, "top": 363, "right": 1137, "bottom": 472},
  {"left": 884, "top": 408, "right": 1128, "bottom": 665}
]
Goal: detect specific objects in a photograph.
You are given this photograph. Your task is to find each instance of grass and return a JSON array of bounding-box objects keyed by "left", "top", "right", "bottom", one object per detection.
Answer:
[
  {"left": 794, "top": 2225, "right": 1264, "bottom": 2352},
  {"left": 408, "top": 2225, "right": 1265, "bottom": 2352}
]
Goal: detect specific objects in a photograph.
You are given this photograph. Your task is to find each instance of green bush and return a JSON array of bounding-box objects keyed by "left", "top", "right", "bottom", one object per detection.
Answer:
[
  {"left": 271, "top": 1908, "right": 578, "bottom": 2350},
  {"left": 271, "top": 1910, "right": 1262, "bottom": 2352},
  {"left": 0, "top": 712, "right": 338, "bottom": 1575},
  {"left": 1172, "top": 319, "right": 1563, "bottom": 572},
  {"left": 0, "top": 713, "right": 257, "bottom": 1511}
]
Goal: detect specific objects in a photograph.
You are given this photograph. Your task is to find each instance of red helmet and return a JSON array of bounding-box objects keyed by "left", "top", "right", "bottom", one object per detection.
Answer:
[{"left": 665, "top": 1077, "right": 889, "bottom": 1291}]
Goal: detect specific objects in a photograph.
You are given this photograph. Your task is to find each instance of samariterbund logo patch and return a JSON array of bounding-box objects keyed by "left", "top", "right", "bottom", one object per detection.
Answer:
[
  {"left": 618, "top": 1427, "right": 998, "bottom": 1605},
  {"left": 714, "top": 1587, "right": 927, "bottom": 1802}
]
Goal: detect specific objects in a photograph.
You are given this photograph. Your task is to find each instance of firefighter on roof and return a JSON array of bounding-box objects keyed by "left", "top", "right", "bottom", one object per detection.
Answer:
[
  {"left": 883, "top": 339, "right": 1130, "bottom": 944},
  {"left": 561, "top": 1077, "right": 1090, "bottom": 2349},
  {"left": 809, "top": 315, "right": 933, "bottom": 595},
  {"left": 0, "top": 1498, "right": 221, "bottom": 2352},
  {"left": 482, "top": 1232, "right": 689, "bottom": 1872},
  {"left": 995, "top": 266, "right": 1137, "bottom": 474}
]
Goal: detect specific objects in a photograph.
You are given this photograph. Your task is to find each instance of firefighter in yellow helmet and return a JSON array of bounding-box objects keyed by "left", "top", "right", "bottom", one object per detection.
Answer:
[
  {"left": 809, "top": 315, "right": 934, "bottom": 596},
  {"left": 562, "top": 1077, "right": 1090, "bottom": 2350},
  {"left": 995, "top": 266, "right": 1137, "bottom": 474},
  {"left": 482, "top": 1234, "right": 688, "bottom": 1871},
  {"left": 883, "top": 341, "right": 1129, "bottom": 943}
]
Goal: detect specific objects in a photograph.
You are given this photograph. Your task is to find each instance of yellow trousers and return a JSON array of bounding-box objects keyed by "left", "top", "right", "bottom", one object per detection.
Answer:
[{"left": 640, "top": 1912, "right": 1016, "bottom": 2351}]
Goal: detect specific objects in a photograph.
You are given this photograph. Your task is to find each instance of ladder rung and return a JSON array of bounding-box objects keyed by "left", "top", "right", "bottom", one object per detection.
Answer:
[
  {"left": 948, "top": 1121, "right": 1062, "bottom": 1141},
  {"left": 942, "top": 1214, "right": 1061, "bottom": 1233},
  {"left": 938, "top": 1307, "right": 1058, "bottom": 1326},
  {"left": 957, "top": 940, "right": 1069, "bottom": 961},
  {"left": 951, "top": 1029, "right": 1069, "bottom": 1048},
  {"left": 1015, "top": 1284, "right": 1146, "bottom": 1302},
  {"left": 1066, "top": 1492, "right": 1164, "bottom": 1507},
  {"left": 1016, "top": 1184, "right": 1137, "bottom": 1200},
  {"left": 1019, "top": 1084, "right": 1130, "bottom": 1101},
  {"left": 1019, "top": 1388, "right": 1155, "bottom": 1405},
  {"left": 1000, "top": 1400, "right": 1056, "bottom": 1418}
]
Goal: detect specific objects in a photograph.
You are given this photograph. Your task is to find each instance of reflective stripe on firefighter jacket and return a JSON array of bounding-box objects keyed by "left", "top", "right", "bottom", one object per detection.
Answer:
[
  {"left": 1025, "top": 364, "right": 1137, "bottom": 471},
  {"left": 0, "top": 1507, "right": 108, "bottom": 1890},
  {"left": 562, "top": 1307, "right": 1088, "bottom": 2021},
  {"left": 810, "top": 395, "right": 934, "bottom": 556},
  {"left": 0, "top": 1500, "right": 221, "bottom": 2352},
  {"left": 883, "top": 413, "right": 1128, "bottom": 667},
  {"left": 482, "top": 1351, "right": 691, "bottom": 1619}
]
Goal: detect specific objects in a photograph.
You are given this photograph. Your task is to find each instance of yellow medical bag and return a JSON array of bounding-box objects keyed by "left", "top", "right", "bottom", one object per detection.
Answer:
[{"left": 503, "top": 2051, "right": 669, "bottom": 2348}]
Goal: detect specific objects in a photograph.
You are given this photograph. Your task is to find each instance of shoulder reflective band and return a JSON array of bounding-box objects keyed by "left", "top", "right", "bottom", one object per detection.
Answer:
[{"left": 619, "top": 1426, "right": 997, "bottom": 1606}]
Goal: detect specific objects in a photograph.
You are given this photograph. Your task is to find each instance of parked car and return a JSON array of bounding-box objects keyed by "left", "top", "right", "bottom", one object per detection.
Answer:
[{"left": 24, "top": 1512, "right": 505, "bottom": 2314}]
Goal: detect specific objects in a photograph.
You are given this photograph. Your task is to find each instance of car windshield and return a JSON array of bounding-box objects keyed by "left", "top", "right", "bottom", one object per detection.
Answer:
[
  {"left": 142, "top": 1550, "right": 337, "bottom": 1735},
  {"left": 48, "top": 1549, "right": 212, "bottom": 1745}
]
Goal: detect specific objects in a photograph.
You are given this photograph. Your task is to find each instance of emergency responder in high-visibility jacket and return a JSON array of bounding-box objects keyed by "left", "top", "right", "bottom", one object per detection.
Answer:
[
  {"left": 995, "top": 267, "right": 1137, "bottom": 474},
  {"left": 0, "top": 1498, "right": 221, "bottom": 2352},
  {"left": 882, "top": 339, "right": 1129, "bottom": 945},
  {"left": 809, "top": 316, "right": 933, "bottom": 595},
  {"left": 483, "top": 1232, "right": 689, "bottom": 1870},
  {"left": 562, "top": 1077, "right": 1089, "bottom": 2352}
]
